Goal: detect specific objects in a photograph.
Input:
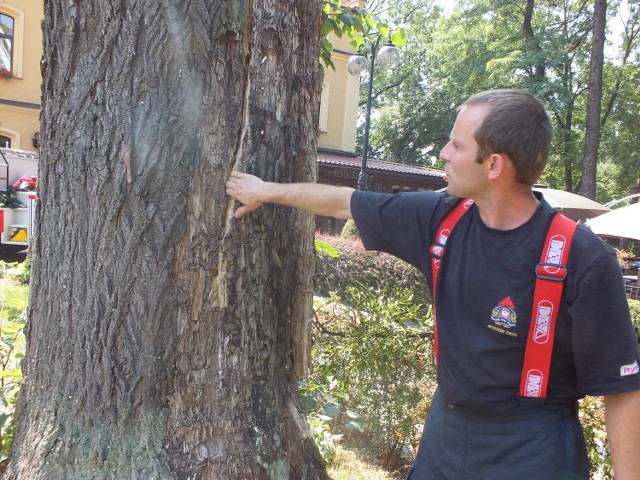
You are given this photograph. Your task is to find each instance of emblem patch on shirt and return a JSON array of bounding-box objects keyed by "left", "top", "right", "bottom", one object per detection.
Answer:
[
  {"left": 491, "top": 297, "right": 517, "bottom": 328},
  {"left": 488, "top": 297, "right": 518, "bottom": 337},
  {"left": 620, "top": 361, "right": 639, "bottom": 377}
]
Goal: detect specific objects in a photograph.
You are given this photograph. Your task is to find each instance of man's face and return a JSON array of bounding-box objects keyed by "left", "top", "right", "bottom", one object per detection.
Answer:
[{"left": 440, "top": 105, "right": 490, "bottom": 199}]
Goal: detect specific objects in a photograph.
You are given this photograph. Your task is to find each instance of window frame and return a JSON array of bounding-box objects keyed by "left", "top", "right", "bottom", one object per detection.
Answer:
[
  {"left": 0, "top": 134, "right": 12, "bottom": 148},
  {"left": 0, "top": 12, "right": 14, "bottom": 73},
  {"left": 0, "top": 5, "right": 24, "bottom": 78}
]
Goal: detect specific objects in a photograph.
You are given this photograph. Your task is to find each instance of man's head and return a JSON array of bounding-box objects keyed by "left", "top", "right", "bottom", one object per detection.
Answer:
[{"left": 460, "top": 89, "right": 553, "bottom": 186}]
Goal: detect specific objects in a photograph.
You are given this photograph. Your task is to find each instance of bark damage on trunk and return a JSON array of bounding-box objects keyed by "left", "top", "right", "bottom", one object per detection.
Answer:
[{"left": 5, "top": 1, "right": 328, "bottom": 479}]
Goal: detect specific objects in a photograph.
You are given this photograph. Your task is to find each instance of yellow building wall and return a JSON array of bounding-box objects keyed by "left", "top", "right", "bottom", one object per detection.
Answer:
[
  {"left": 317, "top": 33, "right": 361, "bottom": 154},
  {"left": 0, "top": 0, "right": 43, "bottom": 151}
]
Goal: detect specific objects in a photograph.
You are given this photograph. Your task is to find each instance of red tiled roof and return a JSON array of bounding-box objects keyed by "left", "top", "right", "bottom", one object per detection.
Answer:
[{"left": 317, "top": 151, "right": 444, "bottom": 178}]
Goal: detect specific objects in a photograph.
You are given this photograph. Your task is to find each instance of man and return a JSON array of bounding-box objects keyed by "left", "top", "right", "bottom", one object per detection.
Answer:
[{"left": 226, "top": 89, "right": 640, "bottom": 479}]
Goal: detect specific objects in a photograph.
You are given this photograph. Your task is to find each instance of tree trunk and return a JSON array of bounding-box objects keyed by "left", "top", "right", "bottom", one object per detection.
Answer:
[
  {"left": 579, "top": 0, "right": 606, "bottom": 200},
  {"left": 5, "top": 1, "right": 329, "bottom": 479},
  {"left": 523, "top": 0, "right": 545, "bottom": 82}
]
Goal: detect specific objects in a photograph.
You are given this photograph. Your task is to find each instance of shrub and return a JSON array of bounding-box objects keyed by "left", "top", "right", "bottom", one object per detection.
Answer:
[
  {"left": 628, "top": 298, "right": 640, "bottom": 345},
  {"left": 308, "top": 287, "right": 435, "bottom": 474},
  {"left": 580, "top": 396, "right": 612, "bottom": 479},
  {"left": 314, "top": 233, "right": 430, "bottom": 304},
  {"left": 0, "top": 283, "right": 27, "bottom": 471},
  {"left": 340, "top": 220, "right": 360, "bottom": 239}
]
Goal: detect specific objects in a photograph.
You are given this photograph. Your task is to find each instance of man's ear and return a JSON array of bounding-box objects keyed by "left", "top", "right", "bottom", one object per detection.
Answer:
[{"left": 486, "top": 153, "right": 511, "bottom": 180}]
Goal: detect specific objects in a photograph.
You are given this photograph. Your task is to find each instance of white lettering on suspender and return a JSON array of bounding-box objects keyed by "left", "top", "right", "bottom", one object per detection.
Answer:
[
  {"left": 620, "top": 361, "right": 639, "bottom": 377},
  {"left": 432, "top": 200, "right": 473, "bottom": 270},
  {"left": 432, "top": 229, "right": 451, "bottom": 270},
  {"left": 533, "top": 301, "right": 552, "bottom": 344},
  {"left": 525, "top": 369, "right": 544, "bottom": 398},
  {"left": 543, "top": 235, "right": 566, "bottom": 275}
]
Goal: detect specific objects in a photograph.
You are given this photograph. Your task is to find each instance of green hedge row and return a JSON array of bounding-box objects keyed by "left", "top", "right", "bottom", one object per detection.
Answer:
[{"left": 314, "top": 234, "right": 430, "bottom": 304}]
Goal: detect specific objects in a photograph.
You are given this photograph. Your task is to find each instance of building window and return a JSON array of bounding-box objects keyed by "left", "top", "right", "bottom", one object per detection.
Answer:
[
  {"left": 319, "top": 82, "right": 330, "bottom": 133},
  {"left": 0, "top": 13, "right": 14, "bottom": 73},
  {"left": 0, "top": 135, "right": 11, "bottom": 148}
]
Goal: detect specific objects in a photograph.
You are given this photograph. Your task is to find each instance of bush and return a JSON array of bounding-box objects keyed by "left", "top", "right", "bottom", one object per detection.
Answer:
[
  {"left": 314, "top": 234, "right": 430, "bottom": 304},
  {"left": 580, "top": 396, "right": 612, "bottom": 479},
  {"left": 340, "top": 220, "right": 360, "bottom": 239},
  {"left": 308, "top": 288, "right": 435, "bottom": 474},
  {"left": 628, "top": 298, "right": 640, "bottom": 345},
  {"left": 0, "top": 272, "right": 28, "bottom": 472}
]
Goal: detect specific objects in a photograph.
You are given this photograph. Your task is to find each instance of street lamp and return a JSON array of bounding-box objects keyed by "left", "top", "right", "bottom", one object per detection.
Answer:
[{"left": 347, "top": 36, "right": 400, "bottom": 191}]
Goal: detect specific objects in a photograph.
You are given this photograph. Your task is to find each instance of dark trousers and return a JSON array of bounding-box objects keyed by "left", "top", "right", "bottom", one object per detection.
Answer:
[{"left": 406, "top": 389, "right": 590, "bottom": 480}]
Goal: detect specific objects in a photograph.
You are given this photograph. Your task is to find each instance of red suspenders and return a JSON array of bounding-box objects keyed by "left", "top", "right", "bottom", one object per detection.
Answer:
[
  {"left": 429, "top": 199, "right": 578, "bottom": 399},
  {"left": 429, "top": 199, "right": 475, "bottom": 367}
]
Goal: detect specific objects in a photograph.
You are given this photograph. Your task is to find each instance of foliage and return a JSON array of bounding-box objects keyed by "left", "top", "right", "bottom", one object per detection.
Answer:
[
  {"left": 362, "top": 0, "right": 640, "bottom": 203},
  {"left": 315, "top": 238, "right": 340, "bottom": 259},
  {"left": 327, "top": 445, "right": 395, "bottom": 480},
  {"left": 580, "top": 396, "right": 612, "bottom": 479},
  {"left": 310, "top": 288, "right": 434, "bottom": 473},
  {"left": 0, "top": 258, "right": 29, "bottom": 286},
  {"left": 616, "top": 247, "right": 636, "bottom": 270},
  {"left": 340, "top": 219, "right": 359, "bottom": 239},
  {"left": 0, "top": 68, "right": 12, "bottom": 80},
  {"left": 628, "top": 298, "right": 640, "bottom": 345},
  {"left": 314, "top": 233, "right": 429, "bottom": 302},
  {"left": 299, "top": 373, "right": 351, "bottom": 464},
  {"left": 18, "top": 255, "right": 31, "bottom": 286},
  {"left": 0, "top": 271, "right": 28, "bottom": 472},
  {"left": 321, "top": 0, "right": 407, "bottom": 70}
]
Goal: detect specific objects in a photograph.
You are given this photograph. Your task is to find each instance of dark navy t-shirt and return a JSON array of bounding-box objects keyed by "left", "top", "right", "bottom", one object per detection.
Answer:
[{"left": 351, "top": 190, "right": 640, "bottom": 414}]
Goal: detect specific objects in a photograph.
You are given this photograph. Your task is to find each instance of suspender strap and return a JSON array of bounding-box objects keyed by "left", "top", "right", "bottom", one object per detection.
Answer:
[
  {"left": 429, "top": 199, "right": 474, "bottom": 365},
  {"left": 519, "top": 213, "right": 578, "bottom": 399}
]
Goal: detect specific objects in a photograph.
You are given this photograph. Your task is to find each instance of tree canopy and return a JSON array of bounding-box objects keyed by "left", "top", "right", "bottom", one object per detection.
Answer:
[{"left": 355, "top": 0, "right": 640, "bottom": 202}]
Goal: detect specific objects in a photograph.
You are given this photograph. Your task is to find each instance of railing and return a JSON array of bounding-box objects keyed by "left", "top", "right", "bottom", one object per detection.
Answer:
[
  {"left": 0, "top": 149, "right": 8, "bottom": 191},
  {"left": 624, "top": 272, "right": 639, "bottom": 299}
]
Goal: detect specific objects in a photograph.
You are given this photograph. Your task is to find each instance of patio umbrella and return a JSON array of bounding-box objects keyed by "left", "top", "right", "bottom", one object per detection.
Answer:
[
  {"left": 585, "top": 202, "right": 640, "bottom": 241},
  {"left": 533, "top": 187, "right": 611, "bottom": 222}
]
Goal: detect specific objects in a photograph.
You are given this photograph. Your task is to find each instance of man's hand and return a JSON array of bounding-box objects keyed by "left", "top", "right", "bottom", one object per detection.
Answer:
[
  {"left": 225, "top": 170, "right": 354, "bottom": 220},
  {"left": 226, "top": 171, "right": 267, "bottom": 218}
]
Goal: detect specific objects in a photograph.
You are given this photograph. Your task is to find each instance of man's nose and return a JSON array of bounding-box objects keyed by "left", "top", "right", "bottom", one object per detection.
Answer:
[{"left": 440, "top": 142, "right": 451, "bottom": 162}]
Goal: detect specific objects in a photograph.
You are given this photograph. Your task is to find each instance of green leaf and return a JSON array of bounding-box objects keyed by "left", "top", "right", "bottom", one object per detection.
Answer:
[
  {"left": 375, "top": 23, "right": 390, "bottom": 39},
  {"left": 322, "top": 17, "right": 339, "bottom": 37},
  {"left": 391, "top": 28, "right": 407, "bottom": 48},
  {"left": 0, "top": 369, "right": 22, "bottom": 379},
  {"left": 323, "top": 404, "right": 341, "bottom": 418},
  {"left": 345, "top": 421, "right": 366, "bottom": 433},
  {"left": 349, "top": 35, "right": 365, "bottom": 51},
  {"left": 315, "top": 239, "right": 340, "bottom": 258},
  {"left": 337, "top": 13, "right": 357, "bottom": 28}
]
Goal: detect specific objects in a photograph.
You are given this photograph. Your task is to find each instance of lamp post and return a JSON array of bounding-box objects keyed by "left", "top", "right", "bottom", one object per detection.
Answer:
[{"left": 347, "top": 36, "right": 400, "bottom": 191}]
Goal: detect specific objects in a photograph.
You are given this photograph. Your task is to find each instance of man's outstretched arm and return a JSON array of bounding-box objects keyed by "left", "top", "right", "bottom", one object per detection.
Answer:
[{"left": 226, "top": 171, "right": 354, "bottom": 219}]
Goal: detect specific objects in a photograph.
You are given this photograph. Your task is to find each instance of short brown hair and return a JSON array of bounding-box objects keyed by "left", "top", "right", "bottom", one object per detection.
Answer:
[{"left": 461, "top": 89, "right": 553, "bottom": 185}]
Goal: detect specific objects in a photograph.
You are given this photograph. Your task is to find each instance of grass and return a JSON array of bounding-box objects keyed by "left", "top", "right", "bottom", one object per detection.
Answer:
[{"left": 328, "top": 446, "right": 398, "bottom": 480}]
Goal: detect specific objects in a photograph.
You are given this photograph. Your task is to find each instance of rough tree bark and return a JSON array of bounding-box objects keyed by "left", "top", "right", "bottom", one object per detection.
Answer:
[
  {"left": 579, "top": 0, "right": 606, "bottom": 200},
  {"left": 5, "top": 1, "right": 329, "bottom": 479}
]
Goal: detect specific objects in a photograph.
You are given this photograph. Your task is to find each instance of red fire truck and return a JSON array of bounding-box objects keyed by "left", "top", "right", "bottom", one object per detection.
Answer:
[{"left": 0, "top": 148, "right": 38, "bottom": 253}]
